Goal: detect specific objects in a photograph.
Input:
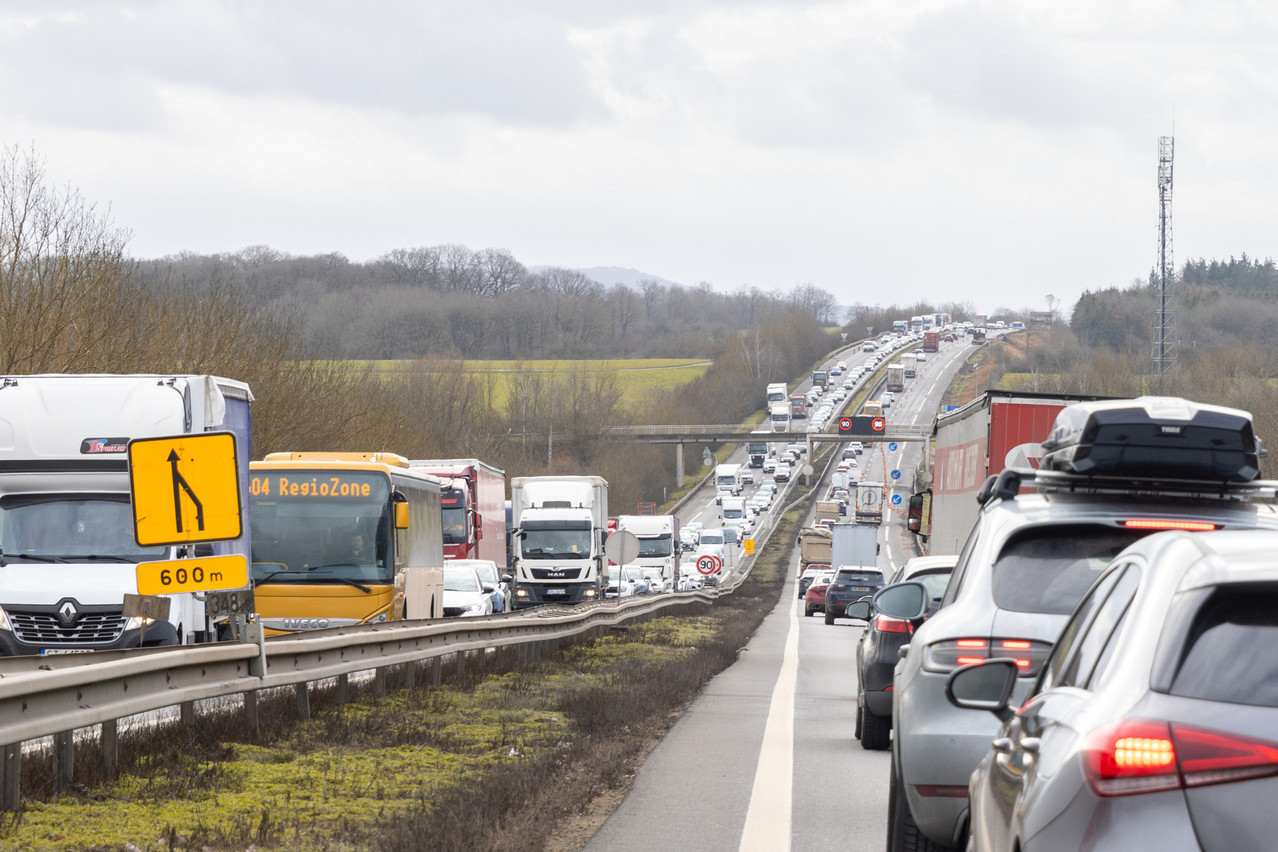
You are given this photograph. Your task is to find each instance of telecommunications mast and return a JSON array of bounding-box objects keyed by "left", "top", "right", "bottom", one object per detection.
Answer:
[{"left": 1154, "top": 136, "right": 1176, "bottom": 387}]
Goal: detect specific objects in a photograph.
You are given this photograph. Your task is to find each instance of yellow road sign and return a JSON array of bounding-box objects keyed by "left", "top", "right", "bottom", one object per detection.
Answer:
[
  {"left": 129, "top": 431, "right": 242, "bottom": 546},
  {"left": 137, "top": 554, "right": 249, "bottom": 596}
]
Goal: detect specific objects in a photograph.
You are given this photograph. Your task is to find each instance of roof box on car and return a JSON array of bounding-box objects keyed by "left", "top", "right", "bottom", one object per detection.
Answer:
[{"left": 1040, "top": 396, "right": 1265, "bottom": 482}]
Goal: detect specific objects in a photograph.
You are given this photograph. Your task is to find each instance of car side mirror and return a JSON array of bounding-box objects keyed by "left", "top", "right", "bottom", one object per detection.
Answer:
[
  {"left": 945, "top": 659, "right": 1019, "bottom": 722},
  {"left": 845, "top": 599, "right": 872, "bottom": 621},
  {"left": 870, "top": 581, "right": 929, "bottom": 621},
  {"left": 501, "top": 574, "right": 513, "bottom": 584},
  {"left": 482, "top": 583, "right": 496, "bottom": 593}
]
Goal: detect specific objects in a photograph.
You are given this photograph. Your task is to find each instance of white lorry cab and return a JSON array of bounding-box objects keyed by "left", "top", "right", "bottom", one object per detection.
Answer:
[
  {"left": 0, "top": 374, "right": 253, "bottom": 656},
  {"left": 714, "top": 464, "right": 743, "bottom": 496},
  {"left": 614, "top": 514, "right": 680, "bottom": 592},
  {"left": 769, "top": 403, "right": 791, "bottom": 432}
]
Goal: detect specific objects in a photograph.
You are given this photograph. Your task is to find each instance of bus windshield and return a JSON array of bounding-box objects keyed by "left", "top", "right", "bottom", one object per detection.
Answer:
[
  {"left": 0, "top": 494, "right": 166, "bottom": 561},
  {"left": 249, "top": 470, "right": 393, "bottom": 584}
]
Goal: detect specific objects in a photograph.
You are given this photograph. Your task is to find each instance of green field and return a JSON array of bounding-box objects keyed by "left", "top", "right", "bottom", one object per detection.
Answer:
[{"left": 352, "top": 358, "right": 712, "bottom": 411}]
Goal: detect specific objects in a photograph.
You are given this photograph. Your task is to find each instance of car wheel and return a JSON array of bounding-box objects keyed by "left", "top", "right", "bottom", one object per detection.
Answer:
[
  {"left": 804, "top": 606, "right": 813, "bottom": 617},
  {"left": 860, "top": 706, "right": 891, "bottom": 751},
  {"left": 854, "top": 702, "right": 863, "bottom": 740},
  {"left": 889, "top": 758, "right": 957, "bottom": 852},
  {"left": 824, "top": 610, "right": 835, "bottom": 625}
]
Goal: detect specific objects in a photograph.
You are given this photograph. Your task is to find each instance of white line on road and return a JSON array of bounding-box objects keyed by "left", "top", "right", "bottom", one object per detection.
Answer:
[{"left": 738, "top": 589, "right": 801, "bottom": 852}]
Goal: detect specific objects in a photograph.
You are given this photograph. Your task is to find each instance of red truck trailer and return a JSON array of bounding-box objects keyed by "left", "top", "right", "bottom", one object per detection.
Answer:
[
  {"left": 409, "top": 458, "right": 506, "bottom": 563},
  {"left": 913, "top": 391, "right": 1112, "bottom": 554},
  {"left": 922, "top": 330, "right": 940, "bottom": 352}
]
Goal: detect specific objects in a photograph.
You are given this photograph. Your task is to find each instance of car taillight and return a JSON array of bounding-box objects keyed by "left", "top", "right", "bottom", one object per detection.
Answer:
[
  {"left": 923, "top": 638, "right": 1052, "bottom": 675},
  {"left": 873, "top": 615, "right": 911, "bottom": 634},
  {"left": 1122, "top": 519, "right": 1219, "bottom": 532},
  {"left": 1085, "top": 720, "right": 1278, "bottom": 797}
]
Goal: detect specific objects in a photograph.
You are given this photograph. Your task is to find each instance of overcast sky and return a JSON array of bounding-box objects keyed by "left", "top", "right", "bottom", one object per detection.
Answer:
[{"left": 5, "top": 1, "right": 1275, "bottom": 316}]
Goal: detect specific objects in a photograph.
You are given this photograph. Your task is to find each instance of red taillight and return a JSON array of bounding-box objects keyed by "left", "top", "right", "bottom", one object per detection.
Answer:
[
  {"left": 873, "top": 615, "right": 912, "bottom": 634},
  {"left": 1122, "top": 519, "right": 1219, "bottom": 532},
  {"left": 923, "top": 638, "right": 1053, "bottom": 676},
  {"left": 1085, "top": 720, "right": 1278, "bottom": 797}
]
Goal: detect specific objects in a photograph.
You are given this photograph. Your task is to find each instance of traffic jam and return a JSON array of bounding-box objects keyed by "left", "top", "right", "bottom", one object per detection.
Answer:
[{"left": 834, "top": 385, "right": 1278, "bottom": 852}]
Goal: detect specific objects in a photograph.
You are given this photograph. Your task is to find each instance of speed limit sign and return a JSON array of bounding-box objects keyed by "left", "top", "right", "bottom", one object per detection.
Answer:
[{"left": 697, "top": 554, "right": 722, "bottom": 575}]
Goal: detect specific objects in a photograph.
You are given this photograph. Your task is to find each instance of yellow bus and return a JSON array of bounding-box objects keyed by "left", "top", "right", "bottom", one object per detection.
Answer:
[
  {"left": 248, "top": 452, "right": 444, "bottom": 635},
  {"left": 863, "top": 400, "right": 884, "bottom": 417}
]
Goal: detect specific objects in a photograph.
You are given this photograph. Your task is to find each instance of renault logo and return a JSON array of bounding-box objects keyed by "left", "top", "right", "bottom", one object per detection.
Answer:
[{"left": 57, "top": 599, "right": 79, "bottom": 626}]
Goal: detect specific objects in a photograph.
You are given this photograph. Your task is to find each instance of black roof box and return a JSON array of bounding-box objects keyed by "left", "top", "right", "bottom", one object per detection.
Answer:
[{"left": 1040, "top": 397, "right": 1265, "bottom": 482}]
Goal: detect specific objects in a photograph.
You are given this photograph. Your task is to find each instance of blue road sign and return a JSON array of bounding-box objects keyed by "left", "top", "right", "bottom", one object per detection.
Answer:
[
  {"left": 888, "top": 442, "right": 898, "bottom": 452},
  {"left": 891, "top": 469, "right": 901, "bottom": 480},
  {"left": 891, "top": 494, "right": 903, "bottom": 505}
]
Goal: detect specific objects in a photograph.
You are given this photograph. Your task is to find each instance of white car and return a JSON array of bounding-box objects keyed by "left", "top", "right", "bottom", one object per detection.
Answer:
[
  {"left": 443, "top": 563, "right": 495, "bottom": 617},
  {"left": 763, "top": 458, "right": 777, "bottom": 474}
]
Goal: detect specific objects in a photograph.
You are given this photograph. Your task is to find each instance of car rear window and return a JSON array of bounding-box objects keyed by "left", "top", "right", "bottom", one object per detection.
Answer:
[
  {"left": 990, "top": 526, "right": 1144, "bottom": 615},
  {"left": 1169, "top": 587, "right": 1278, "bottom": 708},
  {"left": 836, "top": 570, "right": 884, "bottom": 584}
]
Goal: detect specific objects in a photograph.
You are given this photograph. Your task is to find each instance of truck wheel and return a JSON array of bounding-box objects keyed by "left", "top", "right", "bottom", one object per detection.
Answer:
[{"left": 860, "top": 706, "right": 891, "bottom": 751}]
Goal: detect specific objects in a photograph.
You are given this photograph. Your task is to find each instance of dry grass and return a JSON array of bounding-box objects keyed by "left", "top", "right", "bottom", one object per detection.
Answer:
[{"left": 1, "top": 506, "right": 807, "bottom": 852}]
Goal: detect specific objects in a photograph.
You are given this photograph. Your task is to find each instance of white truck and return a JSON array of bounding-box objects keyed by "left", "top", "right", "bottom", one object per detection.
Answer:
[
  {"left": 720, "top": 496, "right": 752, "bottom": 536},
  {"left": 509, "top": 475, "right": 608, "bottom": 608},
  {"left": 614, "top": 514, "right": 680, "bottom": 592},
  {"left": 769, "top": 402, "right": 791, "bottom": 432},
  {"left": 0, "top": 374, "right": 253, "bottom": 655},
  {"left": 714, "top": 463, "right": 743, "bottom": 496},
  {"left": 831, "top": 522, "right": 880, "bottom": 568}
]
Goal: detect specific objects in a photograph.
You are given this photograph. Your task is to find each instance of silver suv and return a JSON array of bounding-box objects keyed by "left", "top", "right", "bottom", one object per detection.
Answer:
[{"left": 880, "top": 397, "right": 1278, "bottom": 852}]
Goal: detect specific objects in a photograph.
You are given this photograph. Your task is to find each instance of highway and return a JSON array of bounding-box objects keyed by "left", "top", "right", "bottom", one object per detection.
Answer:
[{"left": 585, "top": 335, "right": 976, "bottom": 851}]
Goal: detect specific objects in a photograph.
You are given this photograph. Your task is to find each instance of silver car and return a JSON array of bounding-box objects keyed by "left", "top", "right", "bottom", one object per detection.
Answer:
[
  {"left": 887, "top": 473, "right": 1278, "bottom": 851},
  {"left": 947, "top": 528, "right": 1278, "bottom": 851}
]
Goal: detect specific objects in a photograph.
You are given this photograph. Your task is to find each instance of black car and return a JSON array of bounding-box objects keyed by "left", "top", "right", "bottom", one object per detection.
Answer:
[
  {"left": 851, "top": 562, "right": 953, "bottom": 749},
  {"left": 823, "top": 567, "right": 884, "bottom": 625}
]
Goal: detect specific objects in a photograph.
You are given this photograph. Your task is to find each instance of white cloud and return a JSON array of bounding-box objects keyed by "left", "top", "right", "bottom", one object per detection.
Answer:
[{"left": 2, "top": 0, "right": 1276, "bottom": 315}]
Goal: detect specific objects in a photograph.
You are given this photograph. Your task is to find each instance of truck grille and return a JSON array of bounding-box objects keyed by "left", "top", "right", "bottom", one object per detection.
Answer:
[
  {"left": 10, "top": 608, "right": 127, "bottom": 646},
  {"left": 530, "top": 568, "right": 582, "bottom": 580}
]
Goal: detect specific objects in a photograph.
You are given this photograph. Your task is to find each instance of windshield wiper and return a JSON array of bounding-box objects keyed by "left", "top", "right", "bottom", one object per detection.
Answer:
[
  {"left": 77, "top": 554, "right": 136, "bottom": 563},
  {"left": 0, "top": 553, "right": 67, "bottom": 564},
  {"left": 328, "top": 576, "right": 373, "bottom": 594}
]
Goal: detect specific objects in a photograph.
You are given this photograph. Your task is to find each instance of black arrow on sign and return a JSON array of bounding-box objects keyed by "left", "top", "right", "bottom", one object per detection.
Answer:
[{"left": 168, "top": 449, "right": 205, "bottom": 533}]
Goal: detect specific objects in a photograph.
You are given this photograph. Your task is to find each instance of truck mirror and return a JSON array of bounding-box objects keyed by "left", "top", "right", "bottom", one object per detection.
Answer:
[
  {"left": 395, "top": 501, "right": 410, "bottom": 530},
  {"left": 907, "top": 491, "right": 930, "bottom": 536},
  {"left": 473, "top": 512, "right": 482, "bottom": 537}
]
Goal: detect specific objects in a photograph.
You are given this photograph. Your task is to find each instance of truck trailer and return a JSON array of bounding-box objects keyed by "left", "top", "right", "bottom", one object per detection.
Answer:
[
  {"left": 510, "top": 476, "right": 608, "bottom": 607},
  {"left": 0, "top": 374, "right": 253, "bottom": 655},
  {"left": 409, "top": 458, "right": 505, "bottom": 564},
  {"left": 831, "top": 522, "right": 879, "bottom": 568},
  {"left": 915, "top": 390, "right": 1112, "bottom": 554},
  {"left": 922, "top": 331, "right": 940, "bottom": 352},
  {"left": 885, "top": 363, "right": 905, "bottom": 393}
]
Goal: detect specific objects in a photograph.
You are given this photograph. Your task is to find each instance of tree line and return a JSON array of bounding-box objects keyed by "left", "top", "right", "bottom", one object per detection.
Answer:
[
  {"left": 135, "top": 244, "right": 842, "bottom": 361},
  {"left": 0, "top": 146, "right": 839, "bottom": 512}
]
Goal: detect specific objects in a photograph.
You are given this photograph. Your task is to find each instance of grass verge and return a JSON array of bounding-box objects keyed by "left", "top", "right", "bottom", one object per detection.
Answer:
[{"left": 2, "top": 510, "right": 807, "bottom": 852}]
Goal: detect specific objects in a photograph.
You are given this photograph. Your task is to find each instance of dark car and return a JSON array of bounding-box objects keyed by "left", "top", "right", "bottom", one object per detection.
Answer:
[
  {"left": 823, "top": 567, "right": 885, "bottom": 625},
  {"left": 804, "top": 572, "right": 834, "bottom": 616},
  {"left": 850, "top": 558, "right": 956, "bottom": 749}
]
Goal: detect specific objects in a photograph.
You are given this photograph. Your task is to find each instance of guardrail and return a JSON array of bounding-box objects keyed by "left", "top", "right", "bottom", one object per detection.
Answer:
[
  {"left": 0, "top": 590, "right": 716, "bottom": 810},
  {"left": 0, "top": 338, "right": 896, "bottom": 811}
]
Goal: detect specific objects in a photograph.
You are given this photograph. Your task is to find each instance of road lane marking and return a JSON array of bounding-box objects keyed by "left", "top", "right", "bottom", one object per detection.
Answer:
[{"left": 738, "top": 587, "right": 800, "bottom": 851}]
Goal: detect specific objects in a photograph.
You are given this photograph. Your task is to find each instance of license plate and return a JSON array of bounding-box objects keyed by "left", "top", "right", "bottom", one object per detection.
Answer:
[
  {"left": 544, "top": 589, "right": 567, "bottom": 596},
  {"left": 41, "top": 648, "right": 94, "bottom": 655},
  {"left": 852, "top": 586, "right": 869, "bottom": 591}
]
